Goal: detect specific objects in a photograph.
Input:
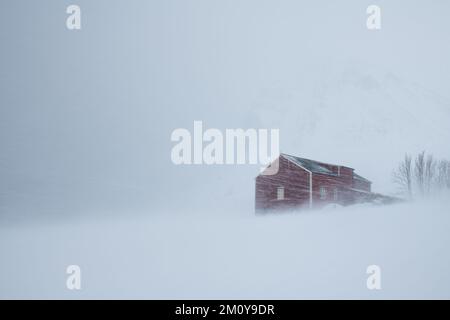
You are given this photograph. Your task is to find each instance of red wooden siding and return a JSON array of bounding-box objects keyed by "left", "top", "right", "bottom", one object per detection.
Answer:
[
  {"left": 255, "top": 154, "right": 374, "bottom": 213},
  {"left": 255, "top": 156, "right": 311, "bottom": 211}
]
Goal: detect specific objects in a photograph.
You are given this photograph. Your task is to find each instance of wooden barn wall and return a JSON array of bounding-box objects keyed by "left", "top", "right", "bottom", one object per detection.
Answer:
[
  {"left": 312, "top": 173, "right": 349, "bottom": 207},
  {"left": 255, "top": 156, "right": 310, "bottom": 211},
  {"left": 353, "top": 179, "right": 371, "bottom": 192},
  {"left": 255, "top": 156, "right": 373, "bottom": 212}
]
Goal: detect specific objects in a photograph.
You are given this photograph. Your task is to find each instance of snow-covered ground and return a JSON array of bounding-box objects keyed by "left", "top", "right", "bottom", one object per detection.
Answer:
[{"left": 1, "top": 196, "right": 449, "bottom": 299}]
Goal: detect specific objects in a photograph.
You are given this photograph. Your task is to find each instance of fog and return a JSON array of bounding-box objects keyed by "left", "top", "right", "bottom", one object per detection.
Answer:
[
  {"left": 2, "top": 196, "right": 450, "bottom": 299},
  {"left": 1, "top": 1, "right": 450, "bottom": 298}
]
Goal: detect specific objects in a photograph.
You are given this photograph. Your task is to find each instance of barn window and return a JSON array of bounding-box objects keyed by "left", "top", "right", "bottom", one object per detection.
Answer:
[
  {"left": 319, "top": 187, "right": 327, "bottom": 200},
  {"left": 333, "top": 188, "right": 338, "bottom": 201},
  {"left": 277, "top": 186, "right": 285, "bottom": 200}
]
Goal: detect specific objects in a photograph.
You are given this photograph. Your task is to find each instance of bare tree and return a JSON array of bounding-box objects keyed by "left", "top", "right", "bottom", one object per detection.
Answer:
[
  {"left": 447, "top": 161, "right": 450, "bottom": 189},
  {"left": 394, "top": 152, "right": 450, "bottom": 198},
  {"left": 424, "top": 154, "right": 436, "bottom": 194},
  {"left": 436, "top": 160, "right": 449, "bottom": 190},
  {"left": 445, "top": 161, "right": 450, "bottom": 189},
  {"left": 414, "top": 151, "right": 425, "bottom": 195},
  {"left": 393, "top": 154, "right": 412, "bottom": 198}
]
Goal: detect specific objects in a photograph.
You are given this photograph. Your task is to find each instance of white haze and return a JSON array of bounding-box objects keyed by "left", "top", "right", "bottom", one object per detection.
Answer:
[
  {"left": 1, "top": 0, "right": 450, "bottom": 298},
  {"left": 1, "top": 195, "right": 450, "bottom": 299}
]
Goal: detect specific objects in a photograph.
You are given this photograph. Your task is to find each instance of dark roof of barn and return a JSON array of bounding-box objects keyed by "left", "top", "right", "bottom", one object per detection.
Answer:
[
  {"left": 281, "top": 153, "right": 371, "bottom": 182},
  {"left": 353, "top": 173, "right": 371, "bottom": 183},
  {"left": 282, "top": 154, "right": 337, "bottom": 175}
]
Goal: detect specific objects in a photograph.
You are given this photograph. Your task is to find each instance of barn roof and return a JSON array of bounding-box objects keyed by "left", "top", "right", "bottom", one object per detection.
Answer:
[
  {"left": 282, "top": 154, "right": 336, "bottom": 175},
  {"left": 353, "top": 172, "right": 371, "bottom": 183},
  {"left": 281, "top": 153, "right": 371, "bottom": 183}
]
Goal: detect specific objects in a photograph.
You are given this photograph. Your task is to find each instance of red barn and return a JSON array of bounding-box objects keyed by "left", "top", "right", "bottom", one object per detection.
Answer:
[{"left": 255, "top": 153, "right": 376, "bottom": 212}]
